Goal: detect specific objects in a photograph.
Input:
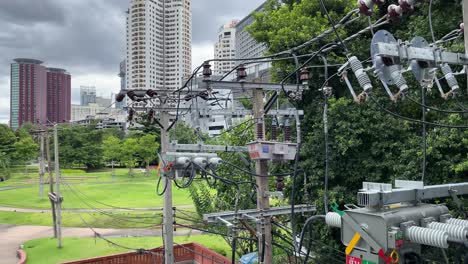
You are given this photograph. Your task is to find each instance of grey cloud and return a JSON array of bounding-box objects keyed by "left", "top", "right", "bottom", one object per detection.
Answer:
[{"left": 0, "top": 0, "right": 66, "bottom": 25}]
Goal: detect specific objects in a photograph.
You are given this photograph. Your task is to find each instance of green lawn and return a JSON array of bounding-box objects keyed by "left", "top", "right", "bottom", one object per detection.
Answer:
[
  {"left": 0, "top": 211, "right": 166, "bottom": 229},
  {"left": 24, "top": 235, "right": 230, "bottom": 264},
  {"left": 0, "top": 181, "right": 192, "bottom": 209}
]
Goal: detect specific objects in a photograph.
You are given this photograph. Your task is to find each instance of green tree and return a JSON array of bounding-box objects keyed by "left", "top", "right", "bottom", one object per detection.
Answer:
[
  {"left": 121, "top": 137, "right": 139, "bottom": 176},
  {"left": 136, "top": 134, "right": 159, "bottom": 175},
  {"left": 102, "top": 136, "right": 122, "bottom": 176},
  {"left": 58, "top": 125, "right": 104, "bottom": 169}
]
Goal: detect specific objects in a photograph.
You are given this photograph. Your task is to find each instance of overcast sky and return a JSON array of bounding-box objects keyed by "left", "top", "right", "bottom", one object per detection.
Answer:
[{"left": 0, "top": 0, "right": 265, "bottom": 124}]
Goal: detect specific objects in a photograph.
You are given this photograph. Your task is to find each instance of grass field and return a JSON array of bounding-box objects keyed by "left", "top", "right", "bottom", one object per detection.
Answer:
[
  {"left": 0, "top": 210, "right": 167, "bottom": 229},
  {"left": 0, "top": 168, "right": 193, "bottom": 209},
  {"left": 24, "top": 235, "right": 231, "bottom": 264}
]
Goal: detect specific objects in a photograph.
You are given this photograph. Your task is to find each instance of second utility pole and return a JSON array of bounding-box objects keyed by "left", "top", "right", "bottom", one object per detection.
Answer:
[
  {"left": 161, "top": 110, "right": 174, "bottom": 263},
  {"left": 46, "top": 130, "right": 57, "bottom": 239},
  {"left": 253, "top": 88, "right": 272, "bottom": 264},
  {"left": 53, "top": 124, "right": 63, "bottom": 248}
]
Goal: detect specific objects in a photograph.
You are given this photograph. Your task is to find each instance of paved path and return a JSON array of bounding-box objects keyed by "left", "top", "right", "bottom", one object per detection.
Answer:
[{"left": 0, "top": 224, "right": 201, "bottom": 264}]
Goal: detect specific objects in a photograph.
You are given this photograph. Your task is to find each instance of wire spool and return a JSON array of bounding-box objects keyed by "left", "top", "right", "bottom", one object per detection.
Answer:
[
  {"left": 427, "top": 222, "right": 468, "bottom": 241},
  {"left": 405, "top": 226, "right": 449, "bottom": 248},
  {"left": 325, "top": 212, "right": 342, "bottom": 228},
  {"left": 446, "top": 218, "right": 468, "bottom": 228}
]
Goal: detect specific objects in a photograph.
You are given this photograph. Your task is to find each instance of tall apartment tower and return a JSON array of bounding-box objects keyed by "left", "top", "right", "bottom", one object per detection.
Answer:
[
  {"left": 125, "top": 0, "right": 192, "bottom": 92},
  {"left": 80, "top": 86, "right": 97, "bottom": 106},
  {"left": 46, "top": 68, "right": 71, "bottom": 124},
  {"left": 214, "top": 20, "right": 238, "bottom": 75},
  {"left": 10, "top": 58, "right": 48, "bottom": 129}
]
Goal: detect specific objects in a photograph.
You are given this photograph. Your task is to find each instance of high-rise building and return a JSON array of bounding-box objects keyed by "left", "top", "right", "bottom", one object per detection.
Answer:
[
  {"left": 80, "top": 86, "right": 96, "bottom": 106},
  {"left": 116, "top": 60, "right": 126, "bottom": 110},
  {"left": 235, "top": 2, "right": 267, "bottom": 61},
  {"left": 10, "top": 58, "right": 48, "bottom": 129},
  {"left": 46, "top": 68, "right": 71, "bottom": 124},
  {"left": 125, "top": 0, "right": 192, "bottom": 92},
  {"left": 235, "top": 2, "right": 271, "bottom": 82},
  {"left": 214, "top": 20, "right": 238, "bottom": 75}
]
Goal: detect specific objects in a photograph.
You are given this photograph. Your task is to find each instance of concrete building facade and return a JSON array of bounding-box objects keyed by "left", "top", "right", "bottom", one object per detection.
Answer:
[
  {"left": 80, "top": 86, "right": 96, "bottom": 106},
  {"left": 125, "top": 0, "right": 192, "bottom": 92},
  {"left": 46, "top": 68, "right": 71, "bottom": 124},
  {"left": 10, "top": 59, "right": 48, "bottom": 129},
  {"left": 214, "top": 20, "right": 238, "bottom": 75},
  {"left": 10, "top": 59, "right": 71, "bottom": 129},
  {"left": 235, "top": 1, "right": 271, "bottom": 82}
]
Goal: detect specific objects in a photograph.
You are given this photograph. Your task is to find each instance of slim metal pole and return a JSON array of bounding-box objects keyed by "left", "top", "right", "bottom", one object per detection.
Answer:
[
  {"left": 253, "top": 88, "right": 272, "bottom": 264},
  {"left": 39, "top": 134, "right": 45, "bottom": 200},
  {"left": 46, "top": 131, "right": 57, "bottom": 238},
  {"left": 54, "top": 124, "right": 62, "bottom": 248},
  {"left": 464, "top": 0, "right": 468, "bottom": 91}
]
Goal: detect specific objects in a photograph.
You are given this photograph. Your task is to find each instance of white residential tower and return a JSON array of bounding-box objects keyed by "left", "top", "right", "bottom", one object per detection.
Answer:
[{"left": 126, "top": 0, "right": 192, "bottom": 91}]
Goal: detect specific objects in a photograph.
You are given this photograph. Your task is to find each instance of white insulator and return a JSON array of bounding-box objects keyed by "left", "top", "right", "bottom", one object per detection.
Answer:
[
  {"left": 406, "top": 226, "right": 448, "bottom": 248},
  {"left": 175, "top": 157, "right": 190, "bottom": 168},
  {"left": 325, "top": 212, "right": 341, "bottom": 228},
  {"left": 208, "top": 157, "right": 222, "bottom": 168},
  {"left": 192, "top": 157, "right": 208, "bottom": 168},
  {"left": 427, "top": 222, "right": 468, "bottom": 241},
  {"left": 446, "top": 218, "right": 468, "bottom": 228}
]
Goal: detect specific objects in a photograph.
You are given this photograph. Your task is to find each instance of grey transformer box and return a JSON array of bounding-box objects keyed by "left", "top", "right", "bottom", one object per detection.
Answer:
[{"left": 325, "top": 180, "right": 468, "bottom": 264}]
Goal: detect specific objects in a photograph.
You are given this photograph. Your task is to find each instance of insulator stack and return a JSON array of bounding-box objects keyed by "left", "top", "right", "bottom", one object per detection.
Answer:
[
  {"left": 405, "top": 226, "right": 449, "bottom": 248},
  {"left": 427, "top": 222, "right": 468, "bottom": 241},
  {"left": 128, "top": 109, "right": 135, "bottom": 122},
  {"left": 256, "top": 119, "right": 264, "bottom": 140},
  {"left": 276, "top": 176, "right": 285, "bottom": 191},
  {"left": 271, "top": 119, "right": 278, "bottom": 141},
  {"left": 388, "top": 4, "right": 403, "bottom": 20},
  {"left": 358, "top": 0, "right": 385, "bottom": 16},
  {"left": 440, "top": 63, "right": 460, "bottom": 92},
  {"left": 349, "top": 56, "right": 373, "bottom": 93},
  {"left": 284, "top": 118, "right": 291, "bottom": 142},
  {"left": 446, "top": 218, "right": 468, "bottom": 228},
  {"left": 325, "top": 212, "right": 342, "bottom": 228},
  {"left": 389, "top": 65, "right": 409, "bottom": 94}
]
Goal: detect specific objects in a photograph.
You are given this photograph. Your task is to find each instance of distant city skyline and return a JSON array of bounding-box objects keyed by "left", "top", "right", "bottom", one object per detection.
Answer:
[{"left": 0, "top": 0, "right": 265, "bottom": 124}]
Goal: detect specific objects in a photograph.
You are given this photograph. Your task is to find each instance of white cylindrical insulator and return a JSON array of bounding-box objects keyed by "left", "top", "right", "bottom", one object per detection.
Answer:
[
  {"left": 325, "top": 212, "right": 341, "bottom": 228},
  {"left": 406, "top": 226, "right": 448, "bottom": 248},
  {"left": 193, "top": 157, "right": 208, "bottom": 168},
  {"left": 427, "top": 222, "right": 468, "bottom": 241},
  {"left": 208, "top": 157, "right": 222, "bottom": 168},
  {"left": 446, "top": 218, "right": 468, "bottom": 228},
  {"left": 175, "top": 157, "right": 190, "bottom": 168}
]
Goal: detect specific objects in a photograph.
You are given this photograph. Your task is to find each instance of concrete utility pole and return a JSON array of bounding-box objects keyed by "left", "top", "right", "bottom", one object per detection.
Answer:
[
  {"left": 39, "top": 133, "right": 45, "bottom": 200},
  {"left": 161, "top": 111, "right": 174, "bottom": 263},
  {"left": 253, "top": 88, "right": 272, "bottom": 264},
  {"left": 464, "top": 0, "right": 468, "bottom": 91},
  {"left": 46, "top": 131, "right": 57, "bottom": 238},
  {"left": 53, "top": 124, "right": 62, "bottom": 248},
  {"left": 161, "top": 0, "right": 174, "bottom": 261}
]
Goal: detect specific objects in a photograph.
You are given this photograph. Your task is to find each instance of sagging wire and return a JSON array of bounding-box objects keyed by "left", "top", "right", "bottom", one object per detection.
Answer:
[{"left": 368, "top": 95, "right": 468, "bottom": 129}]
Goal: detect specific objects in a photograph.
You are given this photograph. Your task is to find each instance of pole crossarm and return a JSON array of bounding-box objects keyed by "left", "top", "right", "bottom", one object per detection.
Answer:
[
  {"left": 208, "top": 81, "right": 302, "bottom": 92},
  {"left": 168, "top": 142, "right": 248, "bottom": 152},
  {"left": 196, "top": 109, "right": 304, "bottom": 117},
  {"left": 374, "top": 42, "right": 468, "bottom": 65},
  {"left": 357, "top": 181, "right": 468, "bottom": 208},
  {"left": 203, "top": 205, "right": 316, "bottom": 223}
]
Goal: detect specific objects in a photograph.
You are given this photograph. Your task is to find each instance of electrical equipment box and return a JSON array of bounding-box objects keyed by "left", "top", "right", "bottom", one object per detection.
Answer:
[
  {"left": 326, "top": 180, "right": 468, "bottom": 264},
  {"left": 247, "top": 141, "right": 297, "bottom": 161}
]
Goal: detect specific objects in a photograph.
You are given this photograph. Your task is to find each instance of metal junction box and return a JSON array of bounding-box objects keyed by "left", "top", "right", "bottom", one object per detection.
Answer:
[
  {"left": 342, "top": 204, "right": 449, "bottom": 263},
  {"left": 247, "top": 141, "right": 297, "bottom": 161}
]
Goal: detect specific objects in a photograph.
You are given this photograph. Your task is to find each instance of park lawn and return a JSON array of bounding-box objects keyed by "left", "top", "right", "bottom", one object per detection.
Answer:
[
  {"left": 1, "top": 168, "right": 156, "bottom": 187},
  {"left": 0, "top": 181, "right": 193, "bottom": 209},
  {"left": 24, "top": 235, "right": 231, "bottom": 264},
  {"left": 0, "top": 211, "right": 167, "bottom": 229}
]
